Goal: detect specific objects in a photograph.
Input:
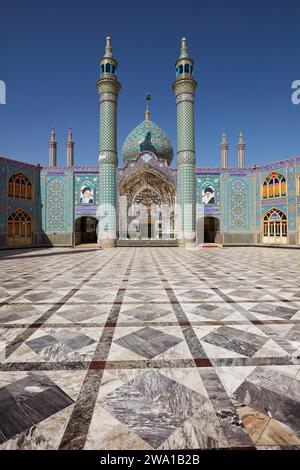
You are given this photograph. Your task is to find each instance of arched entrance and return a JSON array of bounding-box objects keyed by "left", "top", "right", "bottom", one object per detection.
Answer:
[
  {"left": 8, "top": 209, "right": 32, "bottom": 246},
  {"left": 204, "top": 217, "right": 219, "bottom": 243},
  {"left": 262, "top": 208, "right": 287, "bottom": 244},
  {"left": 118, "top": 166, "right": 176, "bottom": 241},
  {"left": 75, "top": 216, "right": 98, "bottom": 245}
]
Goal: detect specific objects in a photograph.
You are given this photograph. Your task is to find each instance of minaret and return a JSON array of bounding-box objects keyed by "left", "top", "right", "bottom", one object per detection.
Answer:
[
  {"left": 49, "top": 128, "right": 57, "bottom": 166},
  {"left": 173, "top": 38, "right": 197, "bottom": 247},
  {"left": 66, "top": 128, "right": 74, "bottom": 166},
  {"left": 237, "top": 130, "right": 245, "bottom": 168},
  {"left": 96, "top": 36, "right": 121, "bottom": 248},
  {"left": 220, "top": 130, "right": 228, "bottom": 168}
]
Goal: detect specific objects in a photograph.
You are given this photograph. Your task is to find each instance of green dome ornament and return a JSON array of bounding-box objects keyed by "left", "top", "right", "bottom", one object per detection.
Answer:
[{"left": 122, "top": 94, "right": 174, "bottom": 165}]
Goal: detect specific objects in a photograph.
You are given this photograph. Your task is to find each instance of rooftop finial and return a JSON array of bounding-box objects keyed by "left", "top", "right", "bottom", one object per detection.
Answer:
[
  {"left": 104, "top": 36, "right": 113, "bottom": 58},
  {"left": 145, "top": 93, "right": 151, "bottom": 120},
  {"left": 68, "top": 128, "right": 73, "bottom": 141},
  {"left": 50, "top": 128, "right": 56, "bottom": 141},
  {"left": 221, "top": 129, "right": 227, "bottom": 144},
  {"left": 180, "top": 37, "right": 189, "bottom": 59},
  {"left": 238, "top": 130, "right": 244, "bottom": 144}
]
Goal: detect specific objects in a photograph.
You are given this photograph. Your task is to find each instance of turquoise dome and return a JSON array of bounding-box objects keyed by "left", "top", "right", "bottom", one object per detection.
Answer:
[{"left": 122, "top": 119, "right": 173, "bottom": 165}]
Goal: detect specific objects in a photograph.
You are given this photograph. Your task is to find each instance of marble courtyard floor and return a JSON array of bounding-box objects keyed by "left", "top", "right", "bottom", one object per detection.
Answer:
[{"left": 0, "top": 246, "right": 300, "bottom": 450}]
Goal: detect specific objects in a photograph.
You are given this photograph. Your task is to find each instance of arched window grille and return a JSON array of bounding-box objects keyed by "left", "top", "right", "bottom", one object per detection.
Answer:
[
  {"left": 8, "top": 173, "right": 32, "bottom": 200},
  {"left": 262, "top": 172, "right": 286, "bottom": 199},
  {"left": 263, "top": 208, "right": 287, "bottom": 244},
  {"left": 8, "top": 209, "right": 32, "bottom": 241}
]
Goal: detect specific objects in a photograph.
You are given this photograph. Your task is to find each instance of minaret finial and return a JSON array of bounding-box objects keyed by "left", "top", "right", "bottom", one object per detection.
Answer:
[
  {"left": 104, "top": 36, "right": 113, "bottom": 58},
  {"left": 145, "top": 93, "right": 151, "bottom": 120},
  {"left": 221, "top": 129, "right": 227, "bottom": 144},
  {"left": 49, "top": 128, "right": 57, "bottom": 166},
  {"left": 220, "top": 130, "right": 229, "bottom": 168},
  {"left": 237, "top": 130, "right": 245, "bottom": 168},
  {"left": 180, "top": 37, "right": 189, "bottom": 59},
  {"left": 66, "top": 128, "right": 74, "bottom": 166},
  {"left": 238, "top": 129, "right": 244, "bottom": 144}
]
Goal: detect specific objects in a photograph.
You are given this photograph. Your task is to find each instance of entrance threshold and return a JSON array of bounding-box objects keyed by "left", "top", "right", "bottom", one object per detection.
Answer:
[
  {"left": 73, "top": 243, "right": 101, "bottom": 250},
  {"left": 117, "top": 239, "right": 178, "bottom": 247},
  {"left": 197, "top": 243, "right": 221, "bottom": 248}
]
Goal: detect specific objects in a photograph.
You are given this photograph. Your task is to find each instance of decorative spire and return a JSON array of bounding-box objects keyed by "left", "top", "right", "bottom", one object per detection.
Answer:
[
  {"left": 180, "top": 37, "right": 189, "bottom": 59},
  {"left": 220, "top": 130, "right": 228, "bottom": 168},
  {"left": 238, "top": 130, "right": 244, "bottom": 145},
  {"left": 237, "top": 130, "right": 245, "bottom": 168},
  {"left": 49, "top": 128, "right": 57, "bottom": 166},
  {"left": 104, "top": 36, "right": 113, "bottom": 58},
  {"left": 175, "top": 37, "right": 195, "bottom": 80},
  {"left": 145, "top": 93, "right": 151, "bottom": 120},
  {"left": 50, "top": 128, "right": 56, "bottom": 141},
  {"left": 66, "top": 128, "right": 74, "bottom": 166},
  {"left": 221, "top": 130, "right": 228, "bottom": 145}
]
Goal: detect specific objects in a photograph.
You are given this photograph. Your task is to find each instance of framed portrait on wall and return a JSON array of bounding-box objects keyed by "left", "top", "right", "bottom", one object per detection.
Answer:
[
  {"left": 80, "top": 184, "right": 94, "bottom": 204},
  {"left": 202, "top": 185, "right": 215, "bottom": 204}
]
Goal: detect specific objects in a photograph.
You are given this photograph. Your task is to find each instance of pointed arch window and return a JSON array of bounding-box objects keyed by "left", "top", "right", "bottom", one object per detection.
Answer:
[
  {"left": 8, "top": 209, "right": 32, "bottom": 242},
  {"left": 8, "top": 173, "right": 32, "bottom": 200},
  {"left": 262, "top": 172, "right": 286, "bottom": 199},
  {"left": 263, "top": 208, "right": 287, "bottom": 244}
]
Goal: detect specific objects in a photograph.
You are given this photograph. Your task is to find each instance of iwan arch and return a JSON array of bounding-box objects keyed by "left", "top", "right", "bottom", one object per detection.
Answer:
[{"left": 0, "top": 37, "right": 300, "bottom": 249}]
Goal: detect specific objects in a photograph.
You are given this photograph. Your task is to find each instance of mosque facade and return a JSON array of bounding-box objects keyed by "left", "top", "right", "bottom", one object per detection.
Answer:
[{"left": 0, "top": 37, "right": 299, "bottom": 249}]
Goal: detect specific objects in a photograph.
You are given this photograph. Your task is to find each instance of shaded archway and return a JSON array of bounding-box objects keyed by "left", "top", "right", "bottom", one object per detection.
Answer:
[
  {"left": 204, "top": 217, "right": 219, "bottom": 243},
  {"left": 75, "top": 216, "right": 98, "bottom": 245},
  {"left": 118, "top": 166, "right": 176, "bottom": 240}
]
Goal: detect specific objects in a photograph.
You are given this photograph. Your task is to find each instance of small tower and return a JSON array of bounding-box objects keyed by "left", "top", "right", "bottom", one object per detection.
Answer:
[
  {"left": 220, "top": 130, "right": 228, "bottom": 168},
  {"left": 96, "top": 36, "right": 121, "bottom": 248},
  {"left": 173, "top": 38, "right": 197, "bottom": 247},
  {"left": 237, "top": 130, "right": 245, "bottom": 168},
  {"left": 49, "top": 128, "right": 57, "bottom": 166},
  {"left": 66, "top": 128, "right": 74, "bottom": 166}
]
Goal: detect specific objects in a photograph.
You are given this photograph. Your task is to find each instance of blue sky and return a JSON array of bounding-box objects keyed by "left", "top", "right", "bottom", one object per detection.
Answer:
[{"left": 0, "top": 0, "right": 299, "bottom": 168}]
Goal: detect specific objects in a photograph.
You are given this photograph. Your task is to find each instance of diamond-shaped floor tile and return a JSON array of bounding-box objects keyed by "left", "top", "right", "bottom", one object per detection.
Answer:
[
  {"left": 100, "top": 370, "right": 206, "bottom": 448},
  {"left": 201, "top": 326, "right": 268, "bottom": 357},
  {"left": 114, "top": 327, "right": 183, "bottom": 359}
]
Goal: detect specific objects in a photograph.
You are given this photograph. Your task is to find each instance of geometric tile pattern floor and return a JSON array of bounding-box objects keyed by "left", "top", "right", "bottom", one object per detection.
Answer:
[{"left": 0, "top": 246, "right": 300, "bottom": 450}]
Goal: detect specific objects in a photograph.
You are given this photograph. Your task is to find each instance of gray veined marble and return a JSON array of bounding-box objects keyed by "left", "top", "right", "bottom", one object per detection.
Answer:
[
  {"left": 177, "top": 289, "right": 213, "bottom": 300},
  {"left": 25, "top": 330, "right": 96, "bottom": 361},
  {"left": 285, "top": 325, "right": 300, "bottom": 342},
  {"left": 201, "top": 325, "right": 268, "bottom": 357},
  {"left": 121, "top": 304, "right": 172, "bottom": 321},
  {"left": 250, "top": 304, "right": 298, "bottom": 320},
  {"left": 114, "top": 327, "right": 183, "bottom": 359},
  {"left": 100, "top": 369, "right": 206, "bottom": 448}
]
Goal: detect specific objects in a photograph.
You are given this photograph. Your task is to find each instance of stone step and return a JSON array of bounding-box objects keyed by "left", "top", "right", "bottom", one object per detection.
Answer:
[{"left": 117, "top": 239, "right": 178, "bottom": 247}]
